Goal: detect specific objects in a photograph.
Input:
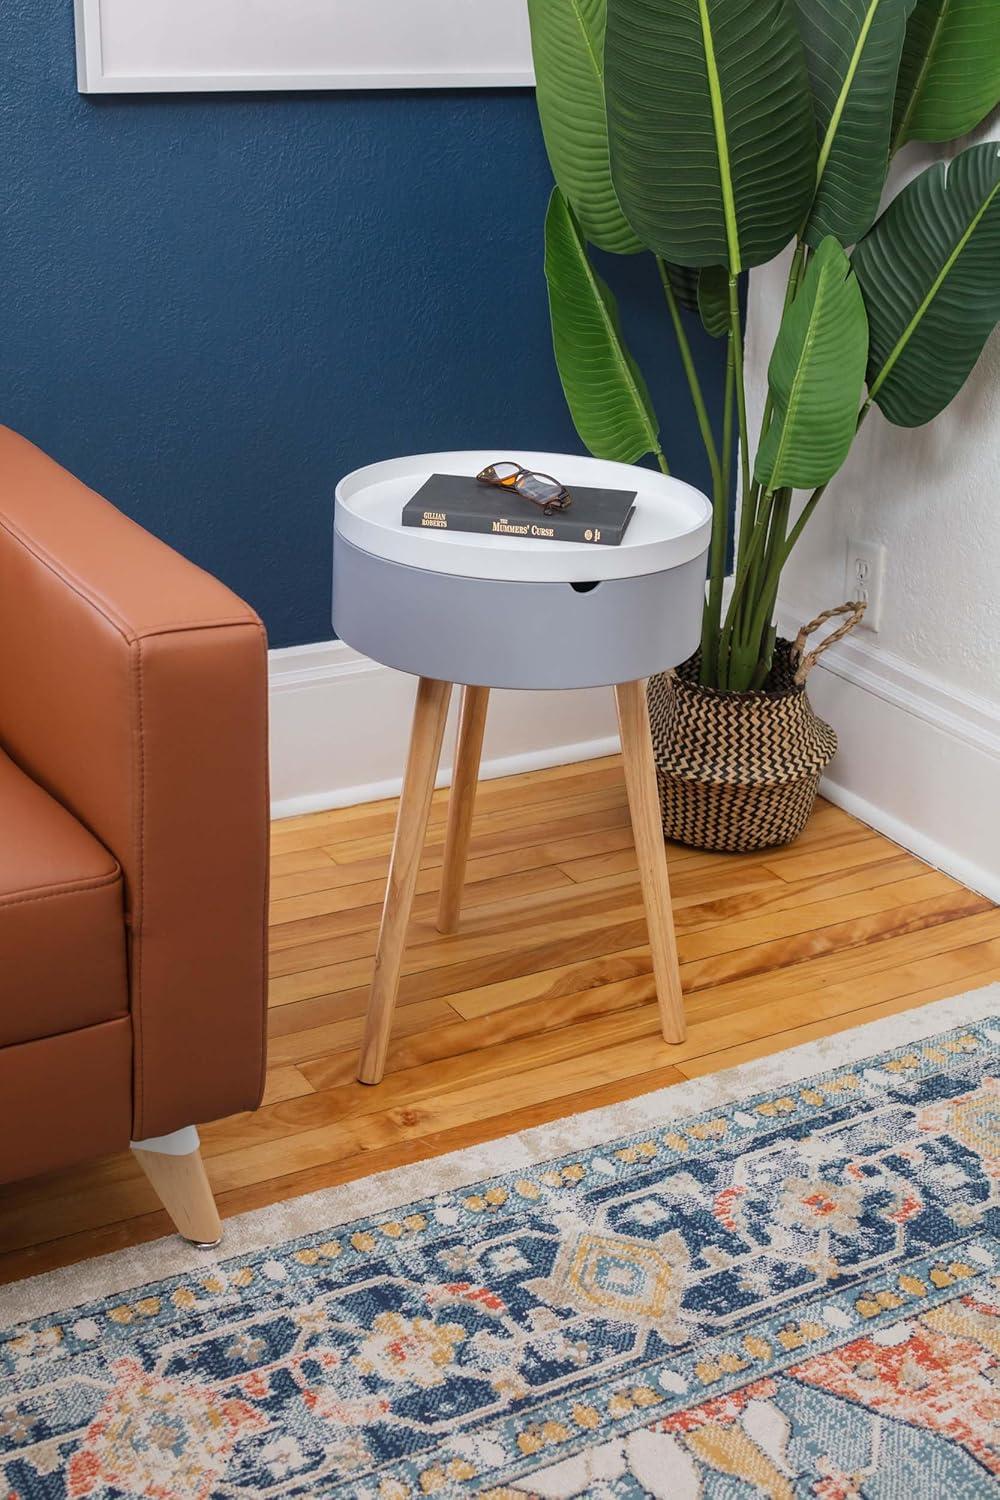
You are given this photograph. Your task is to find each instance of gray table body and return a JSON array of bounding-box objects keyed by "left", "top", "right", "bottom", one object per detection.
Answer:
[{"left": 332, "top": 530, "right": 709, "bottom": 690}]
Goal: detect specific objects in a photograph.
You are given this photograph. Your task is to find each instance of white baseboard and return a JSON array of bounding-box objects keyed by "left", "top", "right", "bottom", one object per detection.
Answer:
[
  {"left": 268, "top": 640, "right": 619, "bottom": 819},
  {"left": 776, "top": 602, "right": 1000, "bottom": 902},
  {"left": 269, "top": 630, "right": 1000, "bottom": 903}
]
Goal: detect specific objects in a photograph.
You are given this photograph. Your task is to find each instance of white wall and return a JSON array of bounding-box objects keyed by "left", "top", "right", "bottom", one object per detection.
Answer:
[
  {"left": 745, "top": 125, "right": 1000, "bottom": 899},
  {"left": 269, "top": 640, "right": 618, "bottom": 818}
]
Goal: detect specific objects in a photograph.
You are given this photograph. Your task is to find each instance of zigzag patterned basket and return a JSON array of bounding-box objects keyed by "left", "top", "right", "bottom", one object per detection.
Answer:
[{"left": 648, "top": 604, "right": 864, "bottom": 854}]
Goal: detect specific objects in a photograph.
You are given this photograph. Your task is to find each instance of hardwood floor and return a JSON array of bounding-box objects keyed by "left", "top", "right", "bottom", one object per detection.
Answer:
[{"left": 2, "top": 754, "right": 998, "bottom": 1285}]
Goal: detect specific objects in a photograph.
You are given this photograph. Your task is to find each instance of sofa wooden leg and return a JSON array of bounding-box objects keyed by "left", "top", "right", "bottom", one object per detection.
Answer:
[{"left": 131, "top": 1126, "right": 222, "bottom": 1247}]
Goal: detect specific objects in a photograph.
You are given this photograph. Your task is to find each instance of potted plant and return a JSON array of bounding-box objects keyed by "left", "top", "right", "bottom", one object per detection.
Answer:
[{"left": 528, "top": 0, "right": 1000, "bottom": 851}]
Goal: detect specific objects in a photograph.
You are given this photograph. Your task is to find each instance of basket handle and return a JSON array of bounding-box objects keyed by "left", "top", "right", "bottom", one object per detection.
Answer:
[{"left": 792, "top": 601, "right": 866, "bottom": 684}]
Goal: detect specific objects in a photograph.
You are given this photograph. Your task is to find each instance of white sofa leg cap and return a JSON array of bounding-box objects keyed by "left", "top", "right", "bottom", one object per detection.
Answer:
[{"left": 130, "top": 1125, "right": 201, "bottom": 1156}]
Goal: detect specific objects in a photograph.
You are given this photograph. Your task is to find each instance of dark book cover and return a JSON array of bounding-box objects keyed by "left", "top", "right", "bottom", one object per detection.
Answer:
[{"left": 402, "top": 472, "right": 636, "bottom": 545}]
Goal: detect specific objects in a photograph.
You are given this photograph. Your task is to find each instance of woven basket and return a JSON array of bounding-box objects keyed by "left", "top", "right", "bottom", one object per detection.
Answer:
[{"left": 648, "top": 603, "right": 865, "bottom": 853}]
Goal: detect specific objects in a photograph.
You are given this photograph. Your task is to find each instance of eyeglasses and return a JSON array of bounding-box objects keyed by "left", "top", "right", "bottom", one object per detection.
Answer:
[{"left": 476, "top": 462, "right": 572, "bottom": 516}]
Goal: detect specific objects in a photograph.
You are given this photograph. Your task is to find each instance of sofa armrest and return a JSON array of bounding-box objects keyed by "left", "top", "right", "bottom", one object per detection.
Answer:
[{"left": 0, "top": 427, "right": 269, "bottom": 1138}]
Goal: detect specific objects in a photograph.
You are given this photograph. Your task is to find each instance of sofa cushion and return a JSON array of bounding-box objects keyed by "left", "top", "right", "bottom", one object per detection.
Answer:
[{"left": 0, "top": 748, "right": 128, "bottom": 1047}]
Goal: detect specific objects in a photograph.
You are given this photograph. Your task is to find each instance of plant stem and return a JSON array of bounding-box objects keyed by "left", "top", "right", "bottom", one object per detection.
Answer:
[
  {"left": 737, "top": 487, "right": 776, "bottom": 651},
  {"left": 780, "top": 481, "right": 825, "bottom": 563},
  {"left": 656, "top": 260, "right": 721, "bottom": 493},
  {"left": 701, "top": 336, "right": 735, "bottom": 680},
  {"left": 655, "top": 449, "right": 671, "bottom": 476},
  {"left": 724, "top": 265, "right": 757, "bottom": 688},
  {"left": 737, "top": 398, "right": 862, "bottom": 685},
  {"left": 717, "top": 501, "right": 768, "bottom": 687},
  {"left": 744, "top": 488, "right": 791, "bottom": 674},
  {"left": 729, "top": 273, "right": 753, "bottom": 577},
  {"left": 655, "top": 257, "right": 729, "bottom": 683},
  {"left": 750, "top": 624, "right": 777, "bottom": 689},
  {"left": 721, "top": 326, "right": 735, "bottom": 499},
  {"left": 725, "top": 239, "right": 847, "bottom": 690},
  {"left": 723, "top": 483, "right": 792, "bottom": 693}
]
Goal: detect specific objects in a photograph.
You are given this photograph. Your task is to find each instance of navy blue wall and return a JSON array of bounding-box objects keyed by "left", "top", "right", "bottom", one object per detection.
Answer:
[{"left": 1, "top": 2, "right": 727, "bottom": 648}]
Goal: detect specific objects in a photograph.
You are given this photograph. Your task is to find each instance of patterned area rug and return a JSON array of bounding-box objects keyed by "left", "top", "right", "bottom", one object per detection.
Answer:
[{"left": 2, "top": 987, "right": 998, "bottom": 1499}]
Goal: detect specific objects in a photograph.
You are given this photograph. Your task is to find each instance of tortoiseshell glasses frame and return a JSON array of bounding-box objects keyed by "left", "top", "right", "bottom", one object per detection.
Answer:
[{"left": 476, "top": 461, "right": 572, "bottom": 517}]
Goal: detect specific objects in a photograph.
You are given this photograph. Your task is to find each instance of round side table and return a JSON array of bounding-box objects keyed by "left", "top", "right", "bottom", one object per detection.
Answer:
[{"left": 333, "top": 450, "right": 712, "bottom": 1085}]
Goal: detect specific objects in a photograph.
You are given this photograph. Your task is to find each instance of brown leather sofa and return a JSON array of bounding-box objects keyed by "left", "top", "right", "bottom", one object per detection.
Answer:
[{"left": 0, "top": 428, "right": 268, "bottom": 1244}]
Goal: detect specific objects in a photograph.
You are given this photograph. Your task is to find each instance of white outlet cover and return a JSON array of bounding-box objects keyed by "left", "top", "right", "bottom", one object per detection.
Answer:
[{"left": 845, "top": 538, "right": 886, "bottom": 633}]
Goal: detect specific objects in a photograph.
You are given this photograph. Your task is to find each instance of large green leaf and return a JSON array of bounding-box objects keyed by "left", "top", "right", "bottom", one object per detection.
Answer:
[
  {"left": 755, "top": 237, "right": 869, "bottom": 490},
  {"left": 662, "top": 260, "right": 730, "bottom": 336},
  {"left": 528, "top": 0, "right": 642, "bottom": 254},
  {"left": 604, "top": 0, "right": 817, "bottom": 271},
  {"left": 793, "top": 0, "right": 916, "bottom": 248},
  {"left": 544, "top": 189, "right": 661, "bottom": 462},
  {"left": 661, "top": 261, "right": 701, "bottom": 311},
  {"left": 697, "top": 265, "right": 730, "bottom": 336},
  {"left": 893, "top": 0, "right": 1000, "bottom": 149},
  {"left": 853, "top": 141, "right": 1000, "bottom": 426}
]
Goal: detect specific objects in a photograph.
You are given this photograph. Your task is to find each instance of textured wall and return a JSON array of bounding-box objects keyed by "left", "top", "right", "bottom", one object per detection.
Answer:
[
  {"left": 747, "top": 129, "right": 1000, "bottom": 706},
  {"left": 0, "top": 2, "right": 726, "bottom": 647}
]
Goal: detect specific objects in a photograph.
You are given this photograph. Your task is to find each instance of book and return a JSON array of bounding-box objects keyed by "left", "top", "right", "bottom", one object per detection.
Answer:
[{"left": 401, "top": 472, "right": 636, "bottom": 546}]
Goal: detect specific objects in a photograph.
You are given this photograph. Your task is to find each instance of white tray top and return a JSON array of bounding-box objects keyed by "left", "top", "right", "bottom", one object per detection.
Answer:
[{"left": 335, "top": 450, "right": 712, "bottom": 583}]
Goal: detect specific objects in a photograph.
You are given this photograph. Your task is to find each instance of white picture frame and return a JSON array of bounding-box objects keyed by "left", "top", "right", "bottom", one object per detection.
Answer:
[{"left": 74, "top": 0, "right": 535, "bottom": 94}]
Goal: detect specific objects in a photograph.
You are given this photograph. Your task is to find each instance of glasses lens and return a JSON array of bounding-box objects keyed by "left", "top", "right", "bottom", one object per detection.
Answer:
[
  {"left": 516, "top": 471, "right": 562, "bottom": 503},
  {"left": 490, "top": 462, "right": 520, "bottom": 484}
]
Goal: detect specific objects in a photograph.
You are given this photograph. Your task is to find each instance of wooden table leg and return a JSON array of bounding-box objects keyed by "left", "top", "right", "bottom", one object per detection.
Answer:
[
  {"left": 614, "top": 679, "right": 686, "bottom": 1044},
  {"left": 358, "top": 676, "right": 453, "bottom": 1084},
  {"left": 437, "top": 685, "right": 490, "bottom": 934}
]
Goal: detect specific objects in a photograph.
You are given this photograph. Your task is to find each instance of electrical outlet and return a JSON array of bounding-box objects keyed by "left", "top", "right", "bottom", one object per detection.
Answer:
[{"left": 845, "top": 538, "right": 885, "bottom": 632}]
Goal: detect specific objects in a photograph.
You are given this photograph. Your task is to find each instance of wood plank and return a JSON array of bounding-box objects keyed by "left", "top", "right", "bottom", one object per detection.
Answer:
[
  {"left": 266, "top": 922, "right": 655, "bottom": 1031},
  {"left": 270, "top": 855, "right": 947, "bottom": 984},
  {"left": 762, "top": 835, "right": 904, "bottom": 884},
  {"left": 315, "top": 802, "right": 635, "bottom": 891},
  {"left": 268, "top": 863, "right": 575, "bottom": 949},
  {"left": 320, "top": 941, "right": 1000, "bottom": 1104},
  {"left": 269, "top": 846, "right": 340, "bottom": 877},
  {"left": 260, "top": 1066, "right": 316, "bottom": 1106},
  {"left": 673, "top": 968, "right": 1000, "bottom": 1078},
  {"left": 684, "top": 921, "right": 1000, "bottom": 1042},
  {"left": 271, "top": 755, "right": 623, "bottom": 846},
  {"left": 270, "top": 867, "right": 645, "bottom": 974},
  {"left": 671, "top": 855, "right": 933, "bottom": 932},
  {"left": 203, "top": 1063, "right": 692, "bottom": 1198},
  {"left": 560, "top": 807, "right": 868, "bottom": 885},
  {"left": 1, "top": 763, "right": 996, "bottom": 1287},
  {"left": 325, "top": 786, "right": 630, "bottom": 866},
  {"left": 268, "top": 998, "right": 461, "bottom": 1068},
  {"left": 341, "top": 923, "right": 1000, "bottom": 1091},
  {"left": 676, "top": 886, "right": 990, "bottom": 993},
  {"left": 268, "top": 899, "right": 654, "bottom": 1003},
  {"left": 271, "top": 873, "right": 993, "bottom": 1022},
  {"left": 445, "top": 861, "right": 937, "bottom": 1023},
  {"left": 270, "top": 774, "right": 628, "bottom": 858},
  {"left": 269, "top": 823, "right": 636, "bottom": 904},
  {"left": 199, "top": 921, "right": 999, "bottom": 1166}
]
